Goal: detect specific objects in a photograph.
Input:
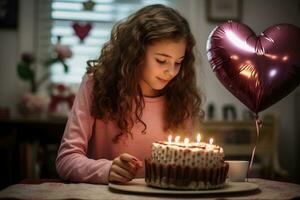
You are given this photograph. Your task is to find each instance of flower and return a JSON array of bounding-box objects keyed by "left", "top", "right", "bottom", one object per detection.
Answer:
[
  {"left": 54, "top": 43, "right": 73, "bottom": 60},
  {"left": 45, "top": 36, "right": 73, "bottom": 73},
  {"left": 17, "top": 36, "right": 73, "bottom": 93},
  {"left": 22, "top": 53, "right": 36, "bottom": 64},
  {"left": 17, "top": 52, "right": 37, "bottom": 92}
]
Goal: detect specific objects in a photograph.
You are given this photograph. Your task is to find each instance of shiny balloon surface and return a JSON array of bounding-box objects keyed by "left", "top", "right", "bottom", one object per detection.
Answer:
[{"left": 207, "top": 21, "right": 300, "bottom": 113}]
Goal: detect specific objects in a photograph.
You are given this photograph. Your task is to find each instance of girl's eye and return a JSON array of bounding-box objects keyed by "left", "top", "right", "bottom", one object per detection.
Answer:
[
  {"left": 156, "top": 59, "right": 166, "bottom": 64},
  {"left": 175, "top": 62, "right": 182, "bottom": 66}
]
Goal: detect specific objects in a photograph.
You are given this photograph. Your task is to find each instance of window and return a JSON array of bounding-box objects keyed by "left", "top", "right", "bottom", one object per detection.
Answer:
[{"left": 37, "top": 0, "right": 174, "bottom": 86}]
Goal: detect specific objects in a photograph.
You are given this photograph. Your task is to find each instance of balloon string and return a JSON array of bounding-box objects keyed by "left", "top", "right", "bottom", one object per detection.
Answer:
[{"left": 247, "top": 114, "right": 262, "bottom": 182}]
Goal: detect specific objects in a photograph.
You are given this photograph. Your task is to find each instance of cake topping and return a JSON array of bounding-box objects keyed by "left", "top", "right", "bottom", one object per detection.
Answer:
[{"left": 156, "top": 134, "right": 221, "bottom": 151}]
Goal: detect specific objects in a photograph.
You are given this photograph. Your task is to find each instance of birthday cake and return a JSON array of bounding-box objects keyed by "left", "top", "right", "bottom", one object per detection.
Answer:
[{"left": 145, "top": 137, "right": 229, "bottom": 190}]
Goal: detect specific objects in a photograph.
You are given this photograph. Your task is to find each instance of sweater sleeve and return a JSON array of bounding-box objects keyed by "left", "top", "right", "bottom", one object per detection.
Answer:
[{"left": 56, "top": 74, "right": 113, "bottom": 184}]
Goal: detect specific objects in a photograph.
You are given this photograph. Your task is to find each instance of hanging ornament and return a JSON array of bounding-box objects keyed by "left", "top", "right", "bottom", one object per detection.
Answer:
[
  {"left": 83, "top": 0, "right": 95, "bottom": 11},
  {"left": 72, "top": 22, "right": 92, "bottom": 43}
]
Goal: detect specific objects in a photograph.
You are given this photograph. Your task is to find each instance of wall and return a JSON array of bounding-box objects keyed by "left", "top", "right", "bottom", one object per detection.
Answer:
[
  {"left": 0, "top": 0, "right": 36, "bottom": 115},
  {"left": 0, "top": 30, "right": 18, "bottom": 114},
  {"left": 0, "top": 0, "right": 299, "bottom": 182}
]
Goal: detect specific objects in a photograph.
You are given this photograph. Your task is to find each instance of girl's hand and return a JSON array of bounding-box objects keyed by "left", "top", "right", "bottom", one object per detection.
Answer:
[{"left": 108, "top": 153, "right": 143, "bottom": 183}]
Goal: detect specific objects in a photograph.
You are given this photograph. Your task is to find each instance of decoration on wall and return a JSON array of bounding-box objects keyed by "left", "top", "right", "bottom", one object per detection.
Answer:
[
  {"left": 0, "top": 0, "right": 18, "bottom": 29},
  {"left": 72, "top": 22, "right": 92, "bottom": 43},
  {"left": 83, "top": 0, "right": 95, "bottom": 11},
  {"left": 206, "top": 21, "right": 300, "bottom": 178},
  {"left": 206, "top": 0, "right": 242, "bottom": 22}
]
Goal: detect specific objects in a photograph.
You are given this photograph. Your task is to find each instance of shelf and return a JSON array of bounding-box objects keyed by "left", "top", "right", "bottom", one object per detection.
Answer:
[{"left": 200, "top": 120, "right": 274, "bottom": 130}]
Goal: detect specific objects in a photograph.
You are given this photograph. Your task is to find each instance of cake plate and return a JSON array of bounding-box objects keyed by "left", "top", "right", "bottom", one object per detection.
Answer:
[{"left": 109, "top": 178, "right": 259, "bottom": 195}]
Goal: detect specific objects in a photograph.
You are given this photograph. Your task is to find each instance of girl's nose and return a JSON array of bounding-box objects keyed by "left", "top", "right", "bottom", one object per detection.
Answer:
[{"left": 165, "top": 64, "right": 177, "bottom": 77}]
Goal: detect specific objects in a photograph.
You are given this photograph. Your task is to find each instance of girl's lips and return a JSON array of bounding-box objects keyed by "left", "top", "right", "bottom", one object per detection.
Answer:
[{"left": 157, "top": 77, "right": 170, "bottom": 83}]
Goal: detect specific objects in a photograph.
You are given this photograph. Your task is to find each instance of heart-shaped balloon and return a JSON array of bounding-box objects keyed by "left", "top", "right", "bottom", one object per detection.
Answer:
[
  {"left": 72, "top": 22, "right": 92, "bottom": 42},
  {"left": 207, "top": 21, "right": 300, "bottom": 114}
]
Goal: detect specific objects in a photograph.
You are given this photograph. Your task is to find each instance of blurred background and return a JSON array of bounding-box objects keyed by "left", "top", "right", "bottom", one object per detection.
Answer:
[{"left": 0, "top": 0, "right": 300, "bottom": 189}]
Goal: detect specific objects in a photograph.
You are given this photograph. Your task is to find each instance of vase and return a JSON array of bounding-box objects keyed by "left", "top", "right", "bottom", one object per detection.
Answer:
[{"left": 17, "top": 93, "right": 48, "bottom": 118}]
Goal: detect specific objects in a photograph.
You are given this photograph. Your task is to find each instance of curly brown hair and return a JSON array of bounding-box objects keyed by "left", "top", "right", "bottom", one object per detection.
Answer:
[{"left": 87, "top": 4, "right": 204, "bottom": 142}]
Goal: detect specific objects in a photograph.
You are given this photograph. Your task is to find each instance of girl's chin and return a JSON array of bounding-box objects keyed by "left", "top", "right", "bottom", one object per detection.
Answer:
[
  {"left": 140, "top": 80, "right": 168, "bottom": 96},
  {"left": 144, "top": 87, "right": 164, "bottom": 97},
  {"left": 152, "top": 84, "right": 167, "bottom": 91}
]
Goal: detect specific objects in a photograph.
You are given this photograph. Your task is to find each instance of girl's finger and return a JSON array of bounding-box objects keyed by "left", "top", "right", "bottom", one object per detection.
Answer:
[
  {"left": 111, "top": 164, "right": 134, "bottom": 180},
  {"left": 114, "top": 157, "right": 138, "bottom": 175},
  {"left": 120, "top": 153, "right": 142, "bottom": 168},
  {"left": 109, "top": 171, "right": 130, "bottom": 183},
  {"left": 120, "top": 153, "right": 139, "bottom": 163}
]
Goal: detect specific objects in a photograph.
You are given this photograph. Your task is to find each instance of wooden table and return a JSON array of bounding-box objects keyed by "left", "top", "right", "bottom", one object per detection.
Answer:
[{"left": 0, "top": 178, "right": 300, "bottom": 199}]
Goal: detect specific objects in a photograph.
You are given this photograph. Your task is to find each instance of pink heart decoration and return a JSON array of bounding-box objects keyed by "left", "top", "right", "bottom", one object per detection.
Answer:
[
  {"left": 207, "top": 21, "right": 300, "bottom": 114},
  {"left": 72, "top": 22, "right": 92, "bottom": 42}
]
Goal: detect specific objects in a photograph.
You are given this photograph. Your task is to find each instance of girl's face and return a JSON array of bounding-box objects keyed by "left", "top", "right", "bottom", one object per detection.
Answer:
[{"left": 139, "top": 38, "right": 186, "bottom": 97}]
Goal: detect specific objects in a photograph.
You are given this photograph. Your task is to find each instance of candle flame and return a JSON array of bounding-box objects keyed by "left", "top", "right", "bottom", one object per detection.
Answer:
[
  {"left": 196, "top": 133, "right": 201, "bottom": 143},
  {"left": 184, "top": 138, "right": 189, "bottom": 144},
  {"left": 168, "top": 135, "right": 172, "bottom": 143},
  {"left": 209, "top": 138, "right": 214, "bottom": 145},
  {"left": 175, "top": 136, "right": 180, "bottom": 143}
]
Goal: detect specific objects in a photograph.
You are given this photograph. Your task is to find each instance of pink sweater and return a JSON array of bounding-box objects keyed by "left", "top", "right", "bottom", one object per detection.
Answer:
[{"left": 56, "top": 74, "right": 178, "bottom": 184}]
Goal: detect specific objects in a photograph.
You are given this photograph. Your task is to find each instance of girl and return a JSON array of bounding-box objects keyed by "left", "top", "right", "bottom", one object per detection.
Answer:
[{"left": 56, "top": 4, "right": 203, "bottom": 184}]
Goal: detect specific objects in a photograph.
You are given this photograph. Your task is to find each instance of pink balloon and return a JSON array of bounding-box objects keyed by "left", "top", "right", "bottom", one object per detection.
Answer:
[{"left": 207, "top": 21, "right": 300, "bottom": 114}]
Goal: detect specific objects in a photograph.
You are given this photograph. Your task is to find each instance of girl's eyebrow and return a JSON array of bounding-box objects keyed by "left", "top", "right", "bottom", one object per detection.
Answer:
[{"left": 155, "top": 53, "right": 184, "bottom": 59}]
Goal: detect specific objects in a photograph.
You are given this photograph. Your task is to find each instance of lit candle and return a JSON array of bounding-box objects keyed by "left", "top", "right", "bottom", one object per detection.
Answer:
[
  {"left": 184, "top": 137, "right": 189, "bottom": 145},
  {"left": 175, "top": 136, "right": 180, "bottom": 143},
  {"left": 207, "top": 138, "right": 214, "bottom": 150},
  {"left": 168, "top": 135, "right": 172, "bottom": 143},
  {"left": 196, "top": 133, "right": 201, "bottom": 143}
]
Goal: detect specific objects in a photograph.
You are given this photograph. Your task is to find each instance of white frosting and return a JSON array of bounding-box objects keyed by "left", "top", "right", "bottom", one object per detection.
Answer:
[{"left": 151, "top": 141, "right": 225, "bottom": 168}]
